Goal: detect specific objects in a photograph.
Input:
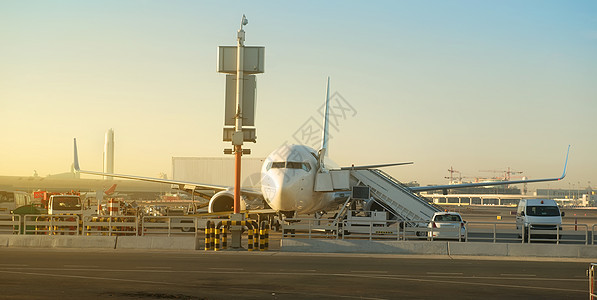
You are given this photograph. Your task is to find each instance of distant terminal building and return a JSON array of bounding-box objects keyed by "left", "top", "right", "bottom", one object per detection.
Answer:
[
  {"left": 172, "top": 157, "right": 265, "bottom": 189},
  {"left": 536, "top": 187, "right": 595, "bottom": 206},
  {"left": 423, "top": 186, "right": 595, "bottom": 207},
  {"left": 422, "top": 192, "right": 530, "bottom": 206}
]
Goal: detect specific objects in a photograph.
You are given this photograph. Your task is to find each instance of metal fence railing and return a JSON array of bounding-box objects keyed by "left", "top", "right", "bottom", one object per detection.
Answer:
[
  {"left": 2, "top": 214, "right": 595, "bottom": 246},
  {"left": 22, "top": 214, "right": 81, "bottom": 235},
  {"left": 281, "top": 217, "right": 594, "bottom": 245},
  {"left": 282, "top": 218, "right": 339, "bottom": 239},
  {"left": 83, "top": 216, "right": 138, "bottom": 236},
  {"left": 142, "top": 216, "right": 200, "bottom": 237},
  {"left": 590, "top": 263, "right": 597, "bottom": 299},
  {"left": 0, "top": 214, "right": 20, "bottom": 234},
  {"left": 0, "top": 214, "right": 225, "bottom": 236}
]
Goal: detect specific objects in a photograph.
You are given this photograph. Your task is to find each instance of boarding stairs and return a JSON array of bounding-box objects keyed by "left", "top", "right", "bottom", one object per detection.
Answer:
[{"left": 349, "top": 169, "right": 442, "bottom": 227}]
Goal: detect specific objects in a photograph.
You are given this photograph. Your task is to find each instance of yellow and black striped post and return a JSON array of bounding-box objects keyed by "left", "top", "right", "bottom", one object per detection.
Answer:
[
  {"left": 78, "top": 216, "right": 83, "bottom": 235},
  {"left": 214, "top": 228, "right": 221, "bottom": 251},
  {"left": 86, "top": 217, "right": 92, "bottom": 236},
  {"left": 261, "top": 221, "right": 269, "bottom": 251},
  {"left": 247, "top": 227, "right": 254, "bottom": 251},
  {"left": 264, "top": 226, "right": 269, "bottom": 250},
  {"left": 259, "top": 221, "right": 266, "bottom": 251},
  {"left": 204, "top": 220, "right": 212, "bottom": 251},
  {"left": 250, "top": 221, "right": 259, "bottom": 250},
  {"left": 209, "top": 221, "right": 215, "bottom": 250},
  {"left": 210, "top": 219, "right": 262, "bottom": 251},
  {"left": 221, "top": 227, "right": 228, "bottom": 249}
]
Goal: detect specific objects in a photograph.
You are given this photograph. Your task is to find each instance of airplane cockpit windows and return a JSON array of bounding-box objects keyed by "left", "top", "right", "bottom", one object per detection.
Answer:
[
  {"left": 302, "top": 162, "right": 312, "bottom": 172},
  {"left": 286, "top": 162, "right": 302, "bottom": 169},
  {"left": 266, "top": 162, "right": 312, "bottom": 172},
  {"left": 271, "top": 162, "right": 285, "bottom": 169}
]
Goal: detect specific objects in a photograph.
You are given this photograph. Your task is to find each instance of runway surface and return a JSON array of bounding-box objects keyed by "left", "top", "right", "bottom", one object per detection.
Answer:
[{"left": 0, "top": 248, "right": 589, "bottom": 299}]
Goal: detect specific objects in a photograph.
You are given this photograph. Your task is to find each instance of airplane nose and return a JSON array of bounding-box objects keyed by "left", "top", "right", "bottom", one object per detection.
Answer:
[{"left": 262, "top": 170, "right": 300, "bottom": 212}]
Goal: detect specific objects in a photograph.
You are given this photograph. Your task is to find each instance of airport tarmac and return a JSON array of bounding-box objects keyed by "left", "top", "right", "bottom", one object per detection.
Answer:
[{"left": 0, "top": 248, "right": 589, "bottom": 300}]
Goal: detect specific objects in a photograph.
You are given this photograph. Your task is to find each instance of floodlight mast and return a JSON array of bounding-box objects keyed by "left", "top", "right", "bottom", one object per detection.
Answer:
[{"left": 232, "top": 15, "right": 247, "bottom": 213}]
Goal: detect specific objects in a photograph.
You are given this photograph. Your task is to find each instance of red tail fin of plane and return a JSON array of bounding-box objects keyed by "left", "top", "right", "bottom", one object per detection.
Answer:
[{"left": 105, "top": 184, "right": 117, "bottom": 195}]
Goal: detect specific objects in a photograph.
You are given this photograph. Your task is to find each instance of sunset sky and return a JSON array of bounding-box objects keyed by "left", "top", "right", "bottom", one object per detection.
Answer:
[{"left": 1, "top": 1, "right": 595, "bottom": 190}]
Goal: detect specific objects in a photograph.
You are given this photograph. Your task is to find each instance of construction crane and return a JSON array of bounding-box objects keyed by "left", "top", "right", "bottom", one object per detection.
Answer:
[
  {"left": 479, "top": 167, "right": 523, "bottom": 181},
  {"left": 445, "top": 166, "right": 462, "bottom": 184}
]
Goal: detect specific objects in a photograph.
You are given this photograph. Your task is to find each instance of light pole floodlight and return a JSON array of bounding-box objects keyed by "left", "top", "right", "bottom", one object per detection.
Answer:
[{"left": 241, "top": 14, "right": 248, "bottom": 29}]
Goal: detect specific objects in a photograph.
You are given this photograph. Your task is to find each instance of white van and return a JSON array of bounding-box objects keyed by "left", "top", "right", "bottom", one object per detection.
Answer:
[
  {"left": 516, "top": 199, "right": 564, "bottom": 240},
  {"left": 47, "top": 195, "right": 83, "bottom": 215},
  {"left": 0, "top": 191, "right": 31, "bottom": 214}
]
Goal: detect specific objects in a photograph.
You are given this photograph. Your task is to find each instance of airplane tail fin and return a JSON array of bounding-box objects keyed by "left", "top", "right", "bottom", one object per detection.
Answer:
[
  {"left": 321, "top": 77, "right": 330, "bottom": 153},
  {"left": 105, "top": 183, "right": 118, "bottom": 195},
  {"left": 73, "top": 138, "right": 81, "bottom": 172},
  {"left": 559, "top": 145, "right": 570, "bottom": 180},
  {"left": 317, "top": 77, "right": 330, "bottom": 171}
]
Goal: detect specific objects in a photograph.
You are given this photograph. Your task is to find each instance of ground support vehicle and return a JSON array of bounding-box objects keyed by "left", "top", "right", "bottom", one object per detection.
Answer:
[{"left": 516, "top": 199, "right": 564, "bottom": 241}]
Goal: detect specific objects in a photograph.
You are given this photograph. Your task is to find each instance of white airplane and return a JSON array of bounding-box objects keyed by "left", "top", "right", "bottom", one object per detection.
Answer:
[{"left": 73, "top": 78, "right": 569, "bottom": 219}]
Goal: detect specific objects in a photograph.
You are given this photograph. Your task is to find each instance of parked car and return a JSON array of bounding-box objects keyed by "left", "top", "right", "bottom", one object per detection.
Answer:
[{"left": 428, "top": 212, "right": 466, "bottom": 241}]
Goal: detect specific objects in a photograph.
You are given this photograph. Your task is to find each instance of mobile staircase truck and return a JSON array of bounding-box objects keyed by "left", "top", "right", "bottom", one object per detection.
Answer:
[{"left": 333, "top": 169, "right": 443, "bottom": 236}]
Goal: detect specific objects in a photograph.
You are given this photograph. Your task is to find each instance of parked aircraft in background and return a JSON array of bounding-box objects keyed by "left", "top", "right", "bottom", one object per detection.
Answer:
[{"left": 73, "top": 79, "right": 569, "bottom": 219}]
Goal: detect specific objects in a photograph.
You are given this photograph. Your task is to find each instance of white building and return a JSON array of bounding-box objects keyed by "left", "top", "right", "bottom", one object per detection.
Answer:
[{"left": 172, "top": 157, "right": 264, "bottom": 189}]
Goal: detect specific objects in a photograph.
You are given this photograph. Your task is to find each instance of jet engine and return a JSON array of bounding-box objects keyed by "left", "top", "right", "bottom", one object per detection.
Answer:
[{"left": 208, "top": 190, "right": 246, "bottom": 213}]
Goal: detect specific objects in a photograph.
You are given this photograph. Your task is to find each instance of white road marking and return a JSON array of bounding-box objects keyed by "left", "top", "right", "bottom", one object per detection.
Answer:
[
  {"left": 135, "top": 266, "right": 173, "bottom": 269},
  {"left": 500, "top": 273, "right": 536, "bottom": 277},
  {"left": 0, "top": 269, "right": 178, "bottom": 286},
  {"left": 0, "top": 264, "right": 29, "bottom": 267},
  {"left": 63, "top": 265, "right": 99, "bottom": 268},
  {"left": 426, "top": 272, "right": 463, "bottom": 275},
  {"left": 209, "top": 267, "right": 244, "bottom": 271},
  {"left": 351, "top": 270, "right": 389, "bottom": 274}
]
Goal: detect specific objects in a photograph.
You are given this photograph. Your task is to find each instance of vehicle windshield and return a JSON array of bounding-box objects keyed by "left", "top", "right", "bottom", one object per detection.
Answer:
[
  {"left": 526, "top": 206, "right": 560, "bottom": 216},
  {"left": 53, "top": 197, "right": 81, "bottom": 210},
  {"left": 434, "top": 214, "right": 462, "bottom": 222},
  {"left": 0, "top": 191, "right": 15, "bottom": 203}
]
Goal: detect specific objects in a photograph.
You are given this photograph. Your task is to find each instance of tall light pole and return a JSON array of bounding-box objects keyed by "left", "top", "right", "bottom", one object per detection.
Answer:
[
  {"left": 232, "top": 15, "right": 248, "bottom": 213},
  {"left": 219, "top": 14, "right": 263, "bottom": 212},
  {"left": 218, "top": 15, "right": 264, "bottom": 248}
]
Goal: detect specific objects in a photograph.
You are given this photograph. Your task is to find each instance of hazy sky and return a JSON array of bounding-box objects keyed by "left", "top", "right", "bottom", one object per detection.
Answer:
[{"left": 1, "top": 1, "right": 595, "bottom": 190}]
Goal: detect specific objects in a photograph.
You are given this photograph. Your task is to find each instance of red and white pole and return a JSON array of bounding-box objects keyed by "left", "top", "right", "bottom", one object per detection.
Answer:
[{"left": 107, "top": 198, "right": 119, "bottom": 216}]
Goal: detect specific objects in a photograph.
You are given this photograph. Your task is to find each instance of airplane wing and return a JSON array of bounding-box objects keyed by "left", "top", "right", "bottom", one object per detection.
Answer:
[
  {"left": 73, "top": 138, "right": 262, "bottom": 197},
  {"left": 339, "top": 162, "right": 414, "bottom": 170},
  {"left": 409, "top": 145, "right": 570, "bottom": 193}
]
